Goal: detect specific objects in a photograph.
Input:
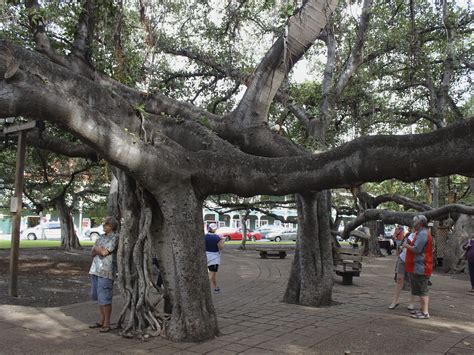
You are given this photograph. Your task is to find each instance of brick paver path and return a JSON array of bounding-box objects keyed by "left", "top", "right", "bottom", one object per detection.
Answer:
[{"left": 0, "top": 247, "right": 473, "bottom": 354}]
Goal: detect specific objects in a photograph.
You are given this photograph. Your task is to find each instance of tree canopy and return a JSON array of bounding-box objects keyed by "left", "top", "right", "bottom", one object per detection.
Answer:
[{"left": 0, "top": 0, "right": 472, "bottom": 342}]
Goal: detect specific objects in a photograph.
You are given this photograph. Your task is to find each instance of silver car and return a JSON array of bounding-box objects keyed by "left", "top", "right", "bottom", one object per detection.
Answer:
[
  {"left": 266, "top": 229, "right": 297, "bottom": 242},
  {"left": 84, "top": 226, "right": 103, "bottom": 241}
]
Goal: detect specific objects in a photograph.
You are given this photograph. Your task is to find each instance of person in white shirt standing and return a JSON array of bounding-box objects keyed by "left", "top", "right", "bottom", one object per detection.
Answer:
[{"left": 389, "top": 226, "right": 416, "bottom": 310}]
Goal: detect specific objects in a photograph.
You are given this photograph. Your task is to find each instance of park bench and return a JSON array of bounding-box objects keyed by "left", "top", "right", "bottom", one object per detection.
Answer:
[
  {"left": 333, "top": 246, "right": 363, "bottom": 285},
  {"left": 256, "top": 247, "right": 289, "bottom": 259}
]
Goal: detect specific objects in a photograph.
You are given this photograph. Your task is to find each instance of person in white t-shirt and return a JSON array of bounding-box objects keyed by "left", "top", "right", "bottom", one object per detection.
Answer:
[{"left": 389, "top": 226, "right": 416, "bottom": 310}]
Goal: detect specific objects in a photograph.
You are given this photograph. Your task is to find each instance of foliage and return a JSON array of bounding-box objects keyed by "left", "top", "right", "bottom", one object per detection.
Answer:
[
  {"left": 0, "top": 128, "right": 109, "bottom": 217},
  {"left": 1, "top": 0, "right": 471, "bottom": 213}
]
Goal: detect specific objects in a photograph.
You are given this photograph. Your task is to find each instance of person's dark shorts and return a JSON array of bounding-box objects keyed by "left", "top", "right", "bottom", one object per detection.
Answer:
[
  {"left": 410, "top": 273, "right": 430, "bottom": 296},
  {"left": 90, "top": 275, "right": 114, "bottom": 305},
  {"left": 208, "top": 265, "right": 219, "bottom": 272}
]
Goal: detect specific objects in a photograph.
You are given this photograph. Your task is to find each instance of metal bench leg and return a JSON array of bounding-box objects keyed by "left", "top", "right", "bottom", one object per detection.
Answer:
[{"left": 342, "top": 274, "right": 353, "bottom": 285}]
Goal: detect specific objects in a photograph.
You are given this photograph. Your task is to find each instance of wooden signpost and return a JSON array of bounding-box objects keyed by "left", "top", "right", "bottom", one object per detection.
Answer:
[{"left": 3, "top": 120, "right": 40, "bottom": 297}]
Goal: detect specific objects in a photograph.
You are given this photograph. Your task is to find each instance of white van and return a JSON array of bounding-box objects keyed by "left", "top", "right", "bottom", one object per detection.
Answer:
[{"left": 21, "top": 222, "right": 61, "bottom": 240}]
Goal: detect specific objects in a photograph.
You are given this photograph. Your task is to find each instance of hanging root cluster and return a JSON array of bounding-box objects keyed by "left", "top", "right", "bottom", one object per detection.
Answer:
[{"left": 115, "top": 186, "right": 168, "bottom": 340}]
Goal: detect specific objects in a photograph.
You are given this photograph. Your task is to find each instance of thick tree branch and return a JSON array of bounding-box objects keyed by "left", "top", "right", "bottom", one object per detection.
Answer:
[
  {"left": 71, "top": 0, "right": 96, "bottom": 66},
  {"left": 2, "top": 41, "right": 474, "bottom": 199},
  {"left": 27, "top": 131, "right": 99, "bottom": 160},
  {"left": 25, "top": 0, "right": 69, "bottom": 67},
  {"left": 154, "top": 37, "right": 248, "bottom": 83},
  {"left": 371, "top": 194, "right": 432, "bottom": 211},
  {"left": 205, "top": 204, "right": 297, "bottom": 225},
  {"left": 198, "top": 119, "right": 474, "bottom": 196},
  {"left": 317, "top": 23, "right": 336, "bottom": 140},
  {"left": 234, "top": 0, "right": 338, "bottom": 126},
  {"left": 342, "top": 204, "right": 474, "bottom": 238},
  {"left": 334, "top": 0, "right": 373, "bottom": 98}
]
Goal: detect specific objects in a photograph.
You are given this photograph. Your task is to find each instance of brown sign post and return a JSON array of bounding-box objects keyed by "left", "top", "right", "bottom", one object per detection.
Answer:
[{"left": 3, "top": 120, "right": 40, "bottom": 297}]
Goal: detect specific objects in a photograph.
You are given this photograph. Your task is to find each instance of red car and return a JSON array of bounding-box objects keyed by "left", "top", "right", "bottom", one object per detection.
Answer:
[{"left": 215, "top": 227, "right": 262, "bottom": 241}]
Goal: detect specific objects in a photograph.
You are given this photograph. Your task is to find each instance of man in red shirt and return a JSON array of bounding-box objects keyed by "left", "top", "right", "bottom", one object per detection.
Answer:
[{"left": 403, "top": 215, "right": 433, "bottom": 319}]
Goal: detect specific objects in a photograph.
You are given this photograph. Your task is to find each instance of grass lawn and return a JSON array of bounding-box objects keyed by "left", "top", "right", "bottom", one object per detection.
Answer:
[{"left": 0, "top": 240, "right": 95, "bottom": 249}]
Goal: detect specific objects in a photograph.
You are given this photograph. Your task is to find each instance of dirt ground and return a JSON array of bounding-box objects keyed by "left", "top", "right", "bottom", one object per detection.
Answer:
[{"left": 0, "top": 248, "right": 93, "bottom": 307}]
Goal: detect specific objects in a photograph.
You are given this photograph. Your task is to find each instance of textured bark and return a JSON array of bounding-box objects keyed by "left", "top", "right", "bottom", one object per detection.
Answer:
[
  {"left": 112, "top": 169, "right": 218, "bottom": 341},
  {"left": 107, "top": 168, "right": 121, "bottom": 219},
  {"left": 239, "top": 210, "right": 250, "bottom": 250},
  {"left": 56, "top": 196, "right": 81, "bottom": 250},
  {"left": 156, "top": 184, "right": 218, "bottom": 341},
  {"left": 443, "top": 214, "right": 474, "bottom": 273},
  {"left": 343, "top": 204, "right": 474, "bottom": 237},
  {"left": 352, "top": 188, "right": 382, "bottom": 256},
  {"left": 363, "top": 221, "right": 378, "bottom": 256},
  {"left": 283, "top": 191, "right": 333, "bottom": 306}
]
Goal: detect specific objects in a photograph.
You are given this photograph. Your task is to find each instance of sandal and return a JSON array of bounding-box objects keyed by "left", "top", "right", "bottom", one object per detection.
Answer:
[
  {"left": 99, "top": 326, "right": 111, "bottom": 333},
  {"left": 89, "top": 322, "right": 103, "bottom": 329},
  {"left": 388, "top": 303, "right": 399, "bottom": 310}
]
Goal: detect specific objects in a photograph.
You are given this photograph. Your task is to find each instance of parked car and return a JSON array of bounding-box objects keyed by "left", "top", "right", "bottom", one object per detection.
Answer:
[
  {"left": 384, "top": 226, "right": 395, "bottom": 239},
  {"left": 21, "top": 222, "right": 61, "bottom": 240},
  {"left": 215, "top": 227, "right": 261, "bottom": 241},
  {"left": 247, "top": 229, "right": 262, "bottom": 241},
  {"left": 254, "top": 225, "right": 285, "bottom": 239},
  {"left": 266, "top": 228, "right": 297, "bottom": 242},
  {"left": 83, "top": 225, "right": 103, "bottom": 241}
]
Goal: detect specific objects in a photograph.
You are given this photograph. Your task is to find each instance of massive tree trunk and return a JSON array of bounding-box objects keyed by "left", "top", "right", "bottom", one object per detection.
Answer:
[
  {"left": 56, "top": 196, "right": 81, "bottom": 250},
  {"left": 107, "top": 168, "right": 121, "bottom": 220},
  {"left": 113, "top": 169, "right": 218, "bottom": 341},
  {"left": 157, "top": 184, "right": 218, "bottom": 341},
  {"left": 363, "top": 220, "right": 379, "bottom": 256},
  {"left": 283, "top": 191, "right": 334, "bottom": 306},
  {"left": 443, "top": 214, "right": 474, "bottom": 273},
  {"left": 355, "top": 190, "right": 383, "bottom": 256},
  {"left": 239, "top": 209, "right": 250, "bottom": 250}
]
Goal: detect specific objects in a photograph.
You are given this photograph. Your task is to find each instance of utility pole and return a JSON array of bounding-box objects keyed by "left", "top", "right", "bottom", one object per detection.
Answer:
[{"left": 3, "top": 120, "right": 40, "bottom": 297}]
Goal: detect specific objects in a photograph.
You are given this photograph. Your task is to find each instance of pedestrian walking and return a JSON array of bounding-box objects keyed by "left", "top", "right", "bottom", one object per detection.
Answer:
[
  {"left": 462, "top": 237, "right": 474, "bottom": 292},
  {"left": 205, "top": 223, "right": 225, "bottom": 294}
]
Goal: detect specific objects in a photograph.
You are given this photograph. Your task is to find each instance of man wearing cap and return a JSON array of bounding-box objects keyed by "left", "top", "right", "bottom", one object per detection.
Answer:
[{"left": 205, "top": 223, "right": 225, "bottom": 294}]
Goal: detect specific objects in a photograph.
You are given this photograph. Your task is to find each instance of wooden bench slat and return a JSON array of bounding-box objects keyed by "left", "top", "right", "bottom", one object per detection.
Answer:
[
  {"left": 333, "top": 246, "right": 363, "bottom": 285},
  {"left": 334, "top": 254, "right": 363, "bottom": 262}
]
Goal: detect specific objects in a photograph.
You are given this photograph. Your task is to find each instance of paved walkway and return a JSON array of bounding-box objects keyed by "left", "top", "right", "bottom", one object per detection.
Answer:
[{"left": 0, "top": 249, "right": 473, "bottom": 354}]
